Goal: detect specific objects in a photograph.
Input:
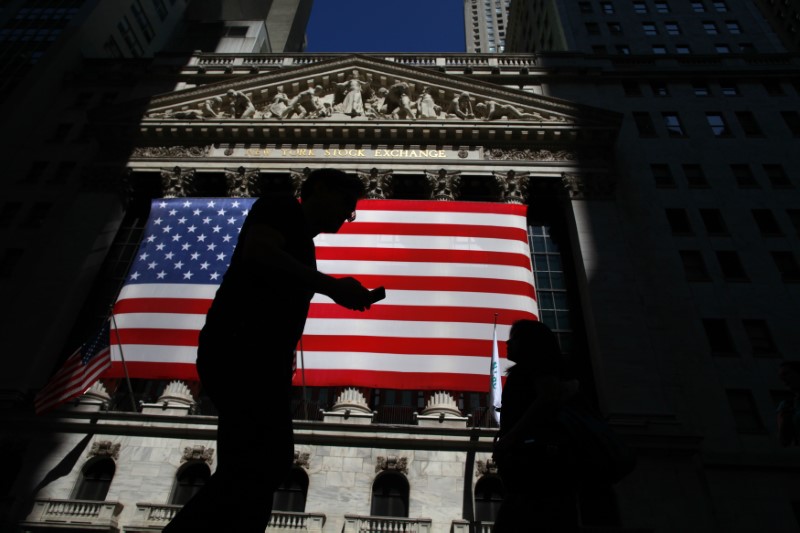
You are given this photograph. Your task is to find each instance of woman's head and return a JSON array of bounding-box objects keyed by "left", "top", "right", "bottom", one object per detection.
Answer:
[{"left": 506, "top": 319, "right": 561, "bottom": 366}]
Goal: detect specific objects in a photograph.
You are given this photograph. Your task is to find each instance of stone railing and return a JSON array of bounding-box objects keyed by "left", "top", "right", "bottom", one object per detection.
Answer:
[
  {"left": 343, "top": 515, "right": 432, "bottom": 532},
  {"left": 451, "top": 520, "right": 493, "bottom": 533},
  {"left": 127, "top": 502, "right": 181, "bottom": 531},
  {"left": 267, "top": 511, "right": 325, "bottom": 532},
  {"left": 21, "top": 498, "right": 123, "bottom": 529}
]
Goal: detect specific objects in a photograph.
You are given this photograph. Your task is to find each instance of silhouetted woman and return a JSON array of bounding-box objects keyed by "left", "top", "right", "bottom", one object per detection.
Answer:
[{"left": 492, "top": 319, "right": 580, "bottom": 532}]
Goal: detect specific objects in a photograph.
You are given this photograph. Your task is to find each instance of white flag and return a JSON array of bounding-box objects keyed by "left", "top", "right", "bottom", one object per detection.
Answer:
[{"left": 490, "top": 323, "right": 503, "bottom": 425}]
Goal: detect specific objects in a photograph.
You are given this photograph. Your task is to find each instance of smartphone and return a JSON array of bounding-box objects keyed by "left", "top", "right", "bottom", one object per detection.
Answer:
[{"left": 368, "top": 286, "right": 386, "bottom": 304}]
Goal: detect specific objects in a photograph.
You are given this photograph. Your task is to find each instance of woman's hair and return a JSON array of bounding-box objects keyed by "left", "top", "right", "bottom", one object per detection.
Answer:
[{"left": 506, "top": 319, "right": 563, "bottom": 376}]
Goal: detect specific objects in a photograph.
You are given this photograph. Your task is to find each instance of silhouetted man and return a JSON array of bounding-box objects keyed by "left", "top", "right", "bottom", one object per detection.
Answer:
[{"left": 164, "top": 168, "right": 373, "bottom": 532}]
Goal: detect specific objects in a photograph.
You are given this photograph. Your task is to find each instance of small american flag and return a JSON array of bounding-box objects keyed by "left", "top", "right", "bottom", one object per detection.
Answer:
[{"left": 35, "top": 320, "right": 112, "bottom": 415}]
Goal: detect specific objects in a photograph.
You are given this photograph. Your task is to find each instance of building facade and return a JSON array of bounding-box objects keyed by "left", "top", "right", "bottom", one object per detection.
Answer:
[
  {"left": 464, "top": 0, "right": 511, "bottom": 53},
  {"left": 2, "top": 1, "right": 800, "bottom": 532}
]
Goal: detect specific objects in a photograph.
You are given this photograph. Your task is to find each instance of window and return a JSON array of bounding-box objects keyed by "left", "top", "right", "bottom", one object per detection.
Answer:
[
  {"left": 715, "top": 44, "right": 731, "bottom": 54},
  {"left": 20, "top": 161, "right": 47, "bottom": 184},
  {"left": 48, "top": 123, "right": 72, "bottom": 143},
  {"left": 0, "top": 248, "right": 23, "bottom": 279},
  {"left": 665, "top": 208, "right": 692, "bottom": 234},
  {"left": 699, "top": 209, "right": 728, "bottom": 235},
  {"left": 642, "top": 22, "right": 658, "bottom": 35},
  {"left": 0, "top": 202, "right": 22, "bottom": 228},
  {"left": 764, "top": 165, "right": 792, "bottom": 189},
  {"left": 781, "top": 111, "right": 800, "bottom": 136},
  {"left": 763, "top": 82, "right": 784, "bottom": 96},
  {"left": 601, "top": 2, "right": 615, "bottom": 14},
  {"left": 579, "top": 1, "right": 593, "bottom": 13},
  {"left": 731, "top": 164, "right": 758, "bottom": 188},
  {"left": 118, "top": 16, "right": 144, "bottom": 57},
  {"left": 726, "top": 389, "right": 764, "bottom": 433},
  {"left": 633, "top": 112, "right": 656, "bottom": 136},
  {"left": 726, "top": 21, "right": 741, "bottom": 34},
  {"left": 716, "top": 251, "right": 748, "bottom": 281},
  {"left": 633, "top": 2, "right": 647, "bottom": 13},
  {"left": 676, "top": 44, "right": 691, "bottom": 54},
  {"left": 652, "top": 164, "right": 674, "bottom": 187},
  {"left": 742, "top": 320, "right": 778, "bottom": 356},
  {"left": 586, "top": 22, "right": 601, "bottom": 35},
  {"left": 693, "top": 83, "right": 710, "bottom": 96},
  {"left": 738, "top": 42, "right": 755, "bottom": 53},
  {"left": 130, "top": 0, "right": 154, "bottom": 43},
  {"left": 665, "top": 22, "right": 681, "bottom": 35},
  {"left": 706, "top": 113, "right": 731, "bottom": 136},
  {"left": 49, "top": 161, "right": 77, "bottom": 185},
  {"left": 151, "top": 0, "right": 168, "bottom": 20},
  {"left": 679, "top": 250, "right": 710, "bottom": 281},
  {"left": 623, "top": 82, "right": 642, "bottom": 96},
  {"left": 713, "top": 1, "right": 728, "bottom": 12},
  {"left": 702, "top": 318, "right": 735, "bottom": 354},
  {"left": 608, "top": 22, "right": 623, "bottom": 34},
  {"left": 593, "top": 44, "right": 609, "bottom": 54},
  {"left": 170, "top": 462, "right": 210, "bottom": 506},
  {"left": 735, "top": 111, "right": 762, "bottom": 136},
  {"left": 371, "top": 472, "right": 409, "bottom": 517},
  {"left": 475, "top": 475, "right": 505, "bottom": 523},
  {"left": 616, "top": 44, "right": 631, "bottom": 54},
  {"left": 662, "top": 112, "right": 685, "bottom": 136},
  {"left": 752, "top": 209, "right": 782, "bottom": 236},
  {"left": 771, "top": 251, "right": 800, "bottom": 282},
  {"left": 529, "top": 224, "right": 574, "bottom": 351},
  {"left": 652, "top": 45, "right": 667, "bottom": 54},
  {"left": 73, "top": 458, "right": 115, "bottom": 501},
  {"left": 691, "top": 1, "right": 706, "bottom": 12},
  {"left": 703, "top": 22, "right": 718, "bottom": 35},
  {"left": 683, "top": 164, "right": 708, "bottom": 188},
  {"left": 720, "top": 82, "right": 739, "bottom": 96},
  {"left": 654, "top": 1, "right": 670, "bottom": 12},
  {"left": 272, "top": 467, "right": 309, "bottom": 512},
  {"left": 20, "top": 202, "right": 52, "bottom": 229},
  {"left": 651, "top": 82, "right": 669, "bottom": 96}
]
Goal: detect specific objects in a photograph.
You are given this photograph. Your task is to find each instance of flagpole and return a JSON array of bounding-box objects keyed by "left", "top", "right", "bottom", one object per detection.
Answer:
[
  {"left": 109, "top": 309, "right": 138, "bottom": 412},
  {"left": 299, "top": 337, "right": 308, "bottom": 420},
  {"left": 489, "top": 312, "right": 500, "bottom": 428}
]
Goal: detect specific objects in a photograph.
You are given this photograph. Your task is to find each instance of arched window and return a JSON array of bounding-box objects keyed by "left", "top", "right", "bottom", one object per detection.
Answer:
[
  {"left": 272, "top": 467, "right": 309, "bottom": 513},
  {"left": 170, "top": 461, "right": 211, "bottom": 506},
  {"left": 370, "top": 472, "right": 409, "bottom": 518},
  {"left": 73, "top": 458, "right": 115, "bottom": 501},
  {"left": 474, "top": 474, "right": 505, "bottom": 523}
]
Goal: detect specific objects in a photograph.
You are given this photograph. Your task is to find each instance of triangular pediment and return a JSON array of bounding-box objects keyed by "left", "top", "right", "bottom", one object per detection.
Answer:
[{"left": 137, "top": 55, "right": 619, "bottom": 128}]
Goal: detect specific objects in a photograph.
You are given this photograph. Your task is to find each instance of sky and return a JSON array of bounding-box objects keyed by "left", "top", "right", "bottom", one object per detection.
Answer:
[{"left": 305, "top": 0, "right": 466, "bottom": 53}]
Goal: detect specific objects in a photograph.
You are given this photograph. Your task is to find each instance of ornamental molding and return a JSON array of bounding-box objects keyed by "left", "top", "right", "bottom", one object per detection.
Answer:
[
  {"left": 476, "top": 459, "right": 499, "bottom": 477},
  {"left": 562, "top": 172, "right": 616, "bottom": 199},
  {"left": 425, "top": 169, "right": 461, "bottom": 201},
  {"left": 356, "top": 168, "right": 394, "bottom": 199},
  {"left": 484, "top": 148, "right": 577, "bottom": 161},
  {"left": 181, "top": 445, "right": 214, "bottom": 465},
  {"left": 375, "top": 456, "right": 408, "bottom": 474},
  {"left": 131, "top": 146, "right": 212, "bottom": 158},
  {"left": 89, "top": 440, "right": 120, "bottom": 460},
  {"left": 294, "top": 451, "right": 311, "bottom": 469},
  {"left": 225, "top": 166, "right": 261, "bottom": 197},
  {"left": 493, "top": 170, "right": 530, "bottom": 204},
  {"left": 160, "top": 167, "right": 197, "bottom": 198}
]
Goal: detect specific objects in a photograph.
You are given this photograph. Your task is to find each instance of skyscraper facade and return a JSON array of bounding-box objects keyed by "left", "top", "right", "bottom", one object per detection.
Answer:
[{"left": 464, "top": 0, "right": 511, "bottom": 52}]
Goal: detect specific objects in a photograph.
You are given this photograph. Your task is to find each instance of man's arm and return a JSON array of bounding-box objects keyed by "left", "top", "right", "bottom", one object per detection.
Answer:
[{"left": 240, "top": 223, "right": 372, "bottom": 311}]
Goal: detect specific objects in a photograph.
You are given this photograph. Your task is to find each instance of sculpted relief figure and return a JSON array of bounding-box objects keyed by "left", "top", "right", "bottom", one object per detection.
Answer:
[
  {"left": 335, "top": 70, "right": 371, "bottom": 117},
  {"left": 226, "top": 167, "right": 260, "bottom": 198},
  {"left": 364, "top": 87, "right": 388, "bottom": 119},
  {"left": 281, "top": 86, "right": 325, "bottom": 119},
  {"left": 415, "top": 86, "right": 442, "bottom": 119},
  {"left": 493, "top": 169, "right": 531, "bottom": 204},
  {"left": 446, "top": 92, "right": 474, "bottom": 119},
  {"left": 476, "top": 100, "right": 542, "bottom": 121},
  {"left": 262, "top": 90, "right": 290, "bottom": 119},
  {"left": 386, "top": 82, "right": 416, "bottom": 120},
  {"left": 357, "top": 168, "right": 394, "bottom": 199},
  {"left": 426, "top": 169, "right": 461, "bottom": 201},
  {"left": 160, "top": 167, "right": 196, "bottom": 198},
  {"left": 225, "top": 89, "right": 256, "bottom": 119}
]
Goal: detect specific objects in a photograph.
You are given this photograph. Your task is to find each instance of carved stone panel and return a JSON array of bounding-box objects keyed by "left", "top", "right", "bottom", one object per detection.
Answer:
[
  {"left": 493, "top": 170, "right": 531, "bottom": 204},
  {"left": 476, "top": 459, "right": 499, "bottom": 477},
  {"left": 225, "top": 167, "right": 261, "bottom": 198},
  {"left": 562, "top": 172, "right": 616, "bottom": 199},
  {"left": 290, "top": 167, "right": 311, "bottom": 198},
  {"left": 426, "top": 169, "right": 461, "bottom": 201},
  {"left": 294, "top": 451, "right": 311, "bottom": 469},
  {"left": 89, "top": 440, "right": 120, "bottom": 460},
  {"left": 182, "top": 445, "right": 214, "bottom": 465},
  {"left": 160, "top": 167, "right": 196, "bottom": 198},
  {"left": 356, "top": 168, "right": 394, "bottom": 199},
  {"left": 375, "top": 456, "right": 408, "bottom": 474}
]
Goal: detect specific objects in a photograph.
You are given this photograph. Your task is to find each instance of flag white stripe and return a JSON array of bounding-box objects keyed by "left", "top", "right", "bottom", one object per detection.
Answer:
[
  {"left": 317, "top": 260, "right": 534, "bottom": 281},
  {"left": 314, "top": 234, "right": 530, "bottom": 254},
  {"left": 118, "top": 283, "right": 219, "bottom": 301},
  {"left": 352, "top": 210, "right": 528, "bottom": 227}
]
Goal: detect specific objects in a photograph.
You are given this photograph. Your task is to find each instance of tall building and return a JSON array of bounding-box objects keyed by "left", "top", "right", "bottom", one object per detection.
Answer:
[
  {"left": 2, "top": 1, "right": 800, "bottom": 533},
  {"left": 464, "top": 0, "right": 511, "bottom": 52}
]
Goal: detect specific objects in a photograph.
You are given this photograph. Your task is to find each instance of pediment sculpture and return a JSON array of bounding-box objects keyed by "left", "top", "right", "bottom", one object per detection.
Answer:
[{"left": 145, "top": 68, "right": 565, "bottom": 124}]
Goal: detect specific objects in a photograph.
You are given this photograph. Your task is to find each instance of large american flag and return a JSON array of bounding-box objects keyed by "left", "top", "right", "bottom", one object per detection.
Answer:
[{"left": 107, "top": 198, "right": 538, "bottom": 391}]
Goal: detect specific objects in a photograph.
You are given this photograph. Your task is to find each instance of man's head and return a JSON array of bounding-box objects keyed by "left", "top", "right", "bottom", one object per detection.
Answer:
[{"left": 300, "top": 169, "right": 365, "bottom": 234}]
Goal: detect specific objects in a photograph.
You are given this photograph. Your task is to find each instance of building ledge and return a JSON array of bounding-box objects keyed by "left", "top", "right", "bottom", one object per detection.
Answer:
[{"left": 20, "top": 499, "right": 123, "bottom": 532}]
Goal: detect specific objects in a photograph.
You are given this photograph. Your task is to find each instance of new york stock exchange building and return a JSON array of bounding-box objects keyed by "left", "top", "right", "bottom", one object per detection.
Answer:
[{"left": 3, "top": 45, "right": 800, "bottom": 533}]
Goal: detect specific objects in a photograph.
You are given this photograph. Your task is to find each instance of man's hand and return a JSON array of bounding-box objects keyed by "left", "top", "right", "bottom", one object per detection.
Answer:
[{"left": 327, "top": 277, "right": 373, "bottom": 311}]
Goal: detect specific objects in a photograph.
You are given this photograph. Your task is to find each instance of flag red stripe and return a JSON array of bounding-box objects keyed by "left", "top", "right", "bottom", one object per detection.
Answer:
[
  {"left": 299, "top": 336, "right": 509, "bottom": 357},
  {"left": 114, "top": 298, "right": 212, "bottom": 315},
  {"left": 35, "top": 347, "right": 111, "bottom": 414},
  {"left": 336, "top": 222, "right": 528, "bottom": 240},
  {"left": 356, "top": 200, "right": 527, "bottom": 215},
  {"left": 328, "top": 274, "right": 535, "bottom": 298},
  {"left": 315, "top": 247, "right": 532, "bottom": 269},
  {"left": 112, "top": 328, "right": 200, "bottom": 347},
  {"left": 105, "top": 361, "right": 198, "bottom": 381},
  {"left": 295, "top": 368, "right": 499, "bottom": 391}
]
